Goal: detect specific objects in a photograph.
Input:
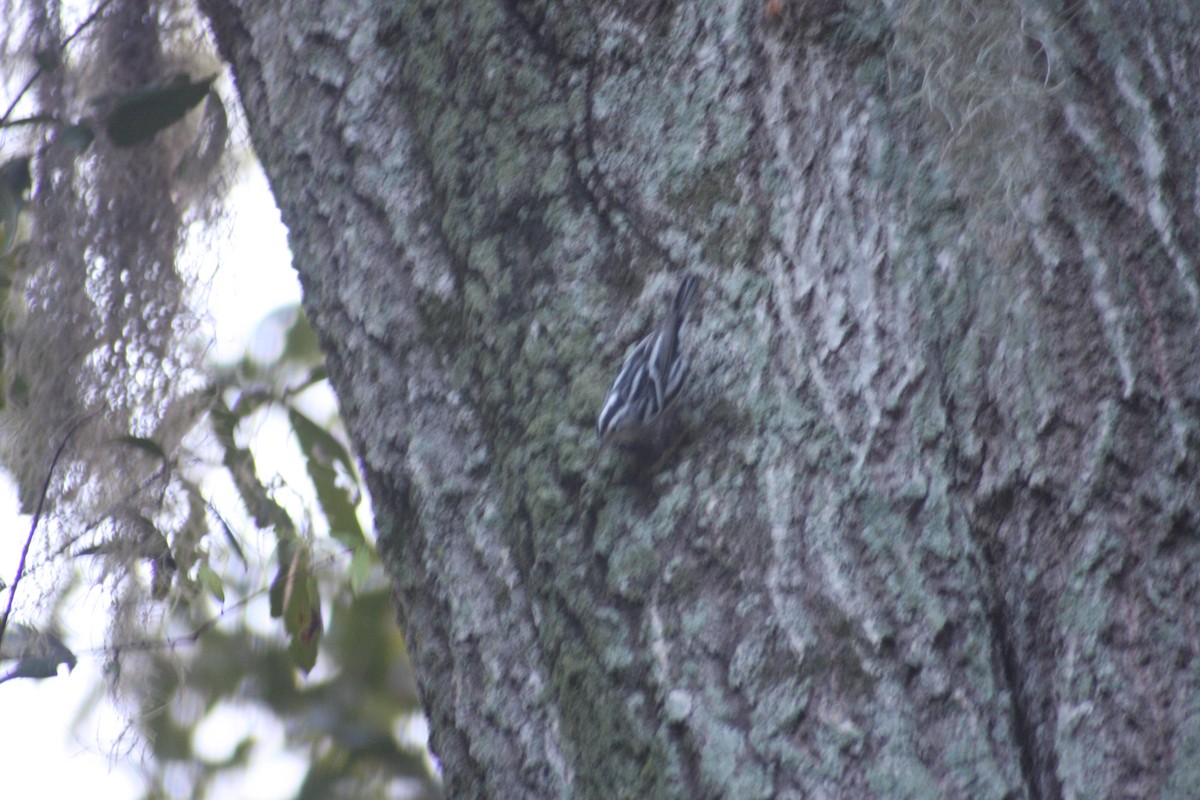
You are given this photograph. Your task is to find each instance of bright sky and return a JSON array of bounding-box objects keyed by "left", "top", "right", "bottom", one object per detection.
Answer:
[{"left": 0, "top": 163, "right": 303, "bottom": 798}]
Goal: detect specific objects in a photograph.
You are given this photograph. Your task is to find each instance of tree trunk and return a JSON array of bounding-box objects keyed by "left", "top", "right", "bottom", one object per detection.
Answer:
[{"left": 200, "top": 1, "right": 1200, "bottom": 797}]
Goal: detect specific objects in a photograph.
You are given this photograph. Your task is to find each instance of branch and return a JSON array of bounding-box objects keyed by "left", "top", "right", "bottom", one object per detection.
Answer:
[
  {"left": 93, "top": 551, "right": 340, "bottom": 656},
  {"left": 0, "top": 414, "right": 95, "bottom": 654},
  {"left": 0, "top": 113, "right": 68, "bottom": 129},
  {"left": 105, "top": 585, "right": 265, "bottom": 655},
  {"left": 0, "top": 0, "right": 116, "bottom": 126}
]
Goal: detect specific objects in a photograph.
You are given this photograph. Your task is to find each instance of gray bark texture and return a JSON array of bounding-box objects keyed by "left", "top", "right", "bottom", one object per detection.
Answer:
[{"left": 199, "top": 1, "right": 1200, "bottom": 797}]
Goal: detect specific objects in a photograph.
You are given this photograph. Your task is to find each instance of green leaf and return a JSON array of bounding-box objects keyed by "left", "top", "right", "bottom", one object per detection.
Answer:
[
  {"left": 269, "top": 545, "right": 323, "bottom": 674},
  {"left": 268, "top": 539, "right": 301, "bottom": 621},
  {"left": 1, "top": 655, "right": 63, "bottom": 681},
  {"left": 211, "top": 397, "right": 294, "bottom": 533},
  {"left": 34, "top": 46, "right": 60, "bottom": 72},
  {"left": 268, "top": 562, "right": 285, "bottom": 619},
  {"left": 117, "top": 434, "right": 166, "bottom": 460},
  {"left": 0, "top": 157, "right": 31, "bottom": 197},
  {"left": 0, "top": 625, "right": 76, "bottom": 682},
  {"left": 348, "top": 546, "right": 374, "bottom": 596},
  {"left": 103, "top": 73, "right": 217, "bottom": 147},
  {"left": 206, "top": 501, "right": 248, "bottom": 568},
  {"left": 198, "top": 563, "right": 225, "bottom": 603},
  {"left": 288, "top": 630, "right": 319, "bottom": 676},
  {"left": 76, "top": 515, "right": 172, "bottom": 561},
  {"left": 284, "top": 309, "right": 322, "bottom": 363},
  {"left": 0, "top": 157, "right": 30, "bottom": 256},
  {"left": 287, "top": 366, "right": 329, "bottom": 398},
  {"left": 281, "top": 557, "right": 313, "bottom": 637},
  {"left": 288, "top": 407, "right": 364, "bottom": 550},
  {"left": 57, "top": 123, "right": 94, "bottom": 153}
]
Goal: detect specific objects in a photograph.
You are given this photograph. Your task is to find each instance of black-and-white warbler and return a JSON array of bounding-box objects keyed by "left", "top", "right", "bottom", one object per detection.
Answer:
[{"left": 597, "top": 274, "right": 699, "bottom": 444}]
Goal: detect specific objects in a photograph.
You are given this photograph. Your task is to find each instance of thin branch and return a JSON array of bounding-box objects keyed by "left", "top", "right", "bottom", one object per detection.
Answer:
[
  {"left": 0, "top": 586, "right": 262, "bottom": 685},
  {"left": 94, "top": 551, "right": 340, "bottom": 657},
  {"left": 0, "top": 73, "right": 43, "bottom": 130},
  {"left": 0, "top": 113, "right": 67, "bottom": 129},
  {"left": 51, "top": 460, "right": 171, "bottom": 560},
  {"left": 0, "top": 413, "right": 96, "bottom": 654},
  {"left": 0, "top": 0, "right": 117, "bottom": 126},
  {"left": 60, "top": 0, "right": 115, "bottom": 49},
  {"left": 106, "top": 585, "right": 266, "bottom": 655}
]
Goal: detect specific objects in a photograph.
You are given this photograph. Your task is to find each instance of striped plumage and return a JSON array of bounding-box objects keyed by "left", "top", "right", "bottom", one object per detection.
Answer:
[{"left": 597, "top": 275, "right": 699, "bottom": 443}]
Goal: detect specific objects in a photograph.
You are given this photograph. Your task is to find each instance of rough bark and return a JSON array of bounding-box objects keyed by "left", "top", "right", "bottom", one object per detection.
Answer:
[{"left": 200, "top": 0, "right": 1200, "bottom": 797}]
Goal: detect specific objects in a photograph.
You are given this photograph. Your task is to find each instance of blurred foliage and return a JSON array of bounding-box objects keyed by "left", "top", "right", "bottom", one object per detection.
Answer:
[
  {"left": 0, "top": 12, "right": 438, "bottom": 793},
  {"left": 136, "top": 587, "right": 435, "bottom": 800},
  {"left": 125, "top": 307, "right": 441, "bottom": 799},
  {"left": 1, "top": 303, "right": 441, "bottom": 798}
]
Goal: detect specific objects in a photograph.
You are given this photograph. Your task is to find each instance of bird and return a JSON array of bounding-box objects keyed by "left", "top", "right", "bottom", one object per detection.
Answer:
[{"left": 597, "top": 274, "right": 699, "bottom": 445}]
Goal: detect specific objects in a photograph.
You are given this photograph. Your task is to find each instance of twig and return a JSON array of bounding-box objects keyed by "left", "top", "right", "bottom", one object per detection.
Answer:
[
  {"left": 106, "top": 586, "right": 265, "bottom": 655},
  {"left": 97, "top": 551, "right": 340, "bottom": 656},
  {"left": 0, "top": 113, "right": 67, "bottom": 129},
  {"left": 0, "top": 414, "right": 95, "bottom": 653},
  {"left": 0, "top": 0, "right": 117, "bottom": 126}
]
